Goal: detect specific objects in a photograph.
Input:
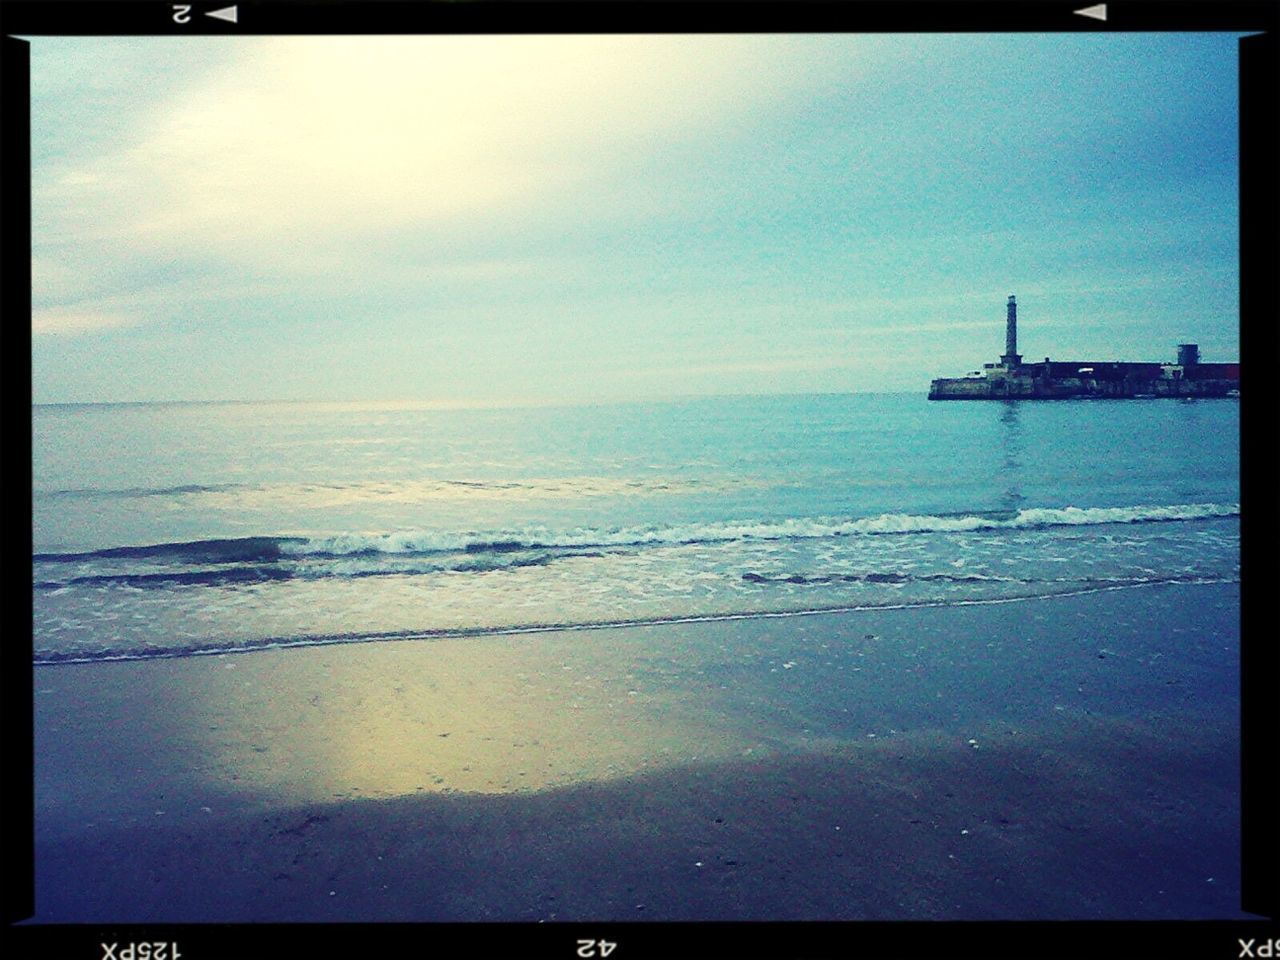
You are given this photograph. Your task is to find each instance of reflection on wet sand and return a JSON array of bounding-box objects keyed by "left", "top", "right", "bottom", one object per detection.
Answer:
[
  {"left": 33, "top": 583, "right": 1244, "bottom": 920},
  {"left": 36, "top": 625, "right": 765, "bottom": 833}
]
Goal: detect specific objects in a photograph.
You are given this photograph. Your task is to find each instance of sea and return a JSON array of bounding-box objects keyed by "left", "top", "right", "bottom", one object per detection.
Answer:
[{"left": 31, "top": 393, "right": 1240, "bottom": 665}]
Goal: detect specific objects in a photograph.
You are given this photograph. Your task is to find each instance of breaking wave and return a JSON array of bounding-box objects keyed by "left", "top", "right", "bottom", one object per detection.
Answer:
[{"left": 33, "top": 501, "right": 1239, "bottom": 567}]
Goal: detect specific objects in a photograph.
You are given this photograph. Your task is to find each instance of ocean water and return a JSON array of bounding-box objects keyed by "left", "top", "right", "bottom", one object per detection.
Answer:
[{"left": 31, "top": 393, "right": 1239, "bottom": 664}]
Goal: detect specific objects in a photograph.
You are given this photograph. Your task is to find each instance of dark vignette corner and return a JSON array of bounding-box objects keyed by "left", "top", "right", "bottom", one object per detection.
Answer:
[
  {"left": 1238, "top": 25, "right": 1279, "bottom": 924},
  {"left": 2, "top": 32, "right": 35, "bottom": 928}
]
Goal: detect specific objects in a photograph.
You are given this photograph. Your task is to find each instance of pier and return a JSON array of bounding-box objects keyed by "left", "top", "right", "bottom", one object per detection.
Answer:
[{"left": 927, "top": 296, "right": 1240, "bottom": 400}]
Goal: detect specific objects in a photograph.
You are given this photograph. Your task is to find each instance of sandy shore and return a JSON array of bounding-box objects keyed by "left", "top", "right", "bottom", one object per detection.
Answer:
[{"left": 31, "top": 582, "right": 1246, "bottom": 921}]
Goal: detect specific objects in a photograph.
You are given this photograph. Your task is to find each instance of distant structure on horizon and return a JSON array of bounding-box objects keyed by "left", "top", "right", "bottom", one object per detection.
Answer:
[{"left": 927, "top": 295, "right": 1240, "bottom": 400}]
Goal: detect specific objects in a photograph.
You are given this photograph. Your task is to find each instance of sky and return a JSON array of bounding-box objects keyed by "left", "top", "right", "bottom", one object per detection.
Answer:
[{"left": 28, "top": 33, "right": 1241, "bottom": 405}]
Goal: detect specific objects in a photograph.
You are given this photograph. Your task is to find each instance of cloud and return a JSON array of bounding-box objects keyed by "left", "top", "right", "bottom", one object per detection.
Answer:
[
  {"left": 32, "top": 305, "right": 139, "bottom": 336},
  {"left": 29, "top": 34, "right": 1238, "bottom": 400},
  {"left": 37, "top": 37, "right": 863, "bottom": 261},
  {"left": 32, "top": 35, "right": 889, "bottom": 338}
]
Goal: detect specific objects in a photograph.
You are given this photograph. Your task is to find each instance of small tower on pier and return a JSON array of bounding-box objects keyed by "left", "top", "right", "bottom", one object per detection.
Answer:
[{"left": 1000, "top": 294, "right": 1022, "bottom": 368}]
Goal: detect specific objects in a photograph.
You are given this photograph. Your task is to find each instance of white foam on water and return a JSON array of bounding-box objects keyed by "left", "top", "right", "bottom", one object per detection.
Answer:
[{"left": 277, "top": 501, "right": 1239, "bottom": 557}]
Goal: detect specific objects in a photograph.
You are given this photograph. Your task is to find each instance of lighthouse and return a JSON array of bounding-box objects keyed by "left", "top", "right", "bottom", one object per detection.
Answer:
[
  {"left": 1000, "top": 294, "right": 1021, "bottom": 368},
  {"left": 928, "top": 293, "right": 1239, "bottom": 399}
]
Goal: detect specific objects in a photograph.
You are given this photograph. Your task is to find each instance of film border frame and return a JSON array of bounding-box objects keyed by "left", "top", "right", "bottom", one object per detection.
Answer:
[{"left": 2, "top": 2, "right": 1276, "bottom": 957}]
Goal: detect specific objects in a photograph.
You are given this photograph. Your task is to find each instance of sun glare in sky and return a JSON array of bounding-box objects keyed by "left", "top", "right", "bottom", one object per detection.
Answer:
[{"left": 30, "top": 33, "right": 1240, "bottom": 405}]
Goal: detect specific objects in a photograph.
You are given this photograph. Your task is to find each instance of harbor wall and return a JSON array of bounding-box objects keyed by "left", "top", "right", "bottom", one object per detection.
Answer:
[{"left": 928, "top": 375, "right": 1239, "bottom": 400}]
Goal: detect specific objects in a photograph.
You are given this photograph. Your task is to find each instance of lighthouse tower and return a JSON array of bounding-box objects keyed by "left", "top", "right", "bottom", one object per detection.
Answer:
[{"left": 1000, "top": 295, "right": 1022, "bottom": 368}]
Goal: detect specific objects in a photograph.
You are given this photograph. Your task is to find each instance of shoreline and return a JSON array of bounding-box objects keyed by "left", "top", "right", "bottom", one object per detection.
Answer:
[
  {"left": 34, "top": 574, "right": 1238, "bottom": 666},
  {"left": 33, "top": 581, "right": 1244, "bottom": 921}
]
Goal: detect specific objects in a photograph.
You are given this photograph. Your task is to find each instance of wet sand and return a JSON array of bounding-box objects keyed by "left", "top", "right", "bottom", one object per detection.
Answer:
[{"left": 31, "top": 582, "right": 1246, "bottom": 921}]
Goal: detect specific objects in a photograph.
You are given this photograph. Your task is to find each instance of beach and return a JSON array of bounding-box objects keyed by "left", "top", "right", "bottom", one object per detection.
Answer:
[{"left": 33, "top": 581, "right": 1245, "bottom": 922}]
